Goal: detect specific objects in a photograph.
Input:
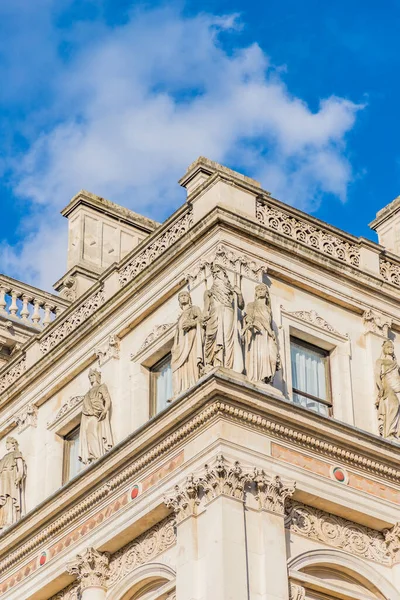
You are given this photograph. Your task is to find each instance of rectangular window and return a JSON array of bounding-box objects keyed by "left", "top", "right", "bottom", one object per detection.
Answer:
[
  {"left": 63, "top": 426, "right": 82, "bottom": 483},
  {"left": 150, "top": 354, "right": 173, "bottom": 415},
  {"left": 290, "top": 337, "right": 332, "bottom": 416}
]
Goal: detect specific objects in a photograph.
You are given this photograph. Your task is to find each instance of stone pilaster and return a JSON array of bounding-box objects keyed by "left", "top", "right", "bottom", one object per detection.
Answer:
[{"left": 67, "top": 547, "right": 110, "bottom": 600}]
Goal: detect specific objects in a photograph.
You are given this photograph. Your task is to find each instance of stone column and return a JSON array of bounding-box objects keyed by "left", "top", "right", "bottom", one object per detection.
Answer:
[
  {"left": 164, "top": 475, "right": 202, "bottom": 600},
  {"left": 251, "top": 470, "right": 296, "bottom": 600},
  {"left": 67, "top": 547, "right": 110, "bottom": 600}
]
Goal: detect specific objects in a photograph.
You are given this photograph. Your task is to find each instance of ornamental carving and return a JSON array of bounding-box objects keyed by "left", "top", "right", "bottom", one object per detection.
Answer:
[
  {"left": 133, "top": 323, "right": 175, "bottom": 358},
  {"left": 375, "top": 340, "right": 400, "bottom": 441},
  {"left": 67, "top": 547, "right": 110, "bottom": 591},
  {"left": 286, "top": 501, "right": 390, "bottom": 564},
  {"left": 256, "top": 200, "right": 360, "bottom": 267},
  {"left": 185, "top": 243, "right": 268, "bottom": 286},
  {"left": 0, "top": 355, "right": 26, "bottom": 394},
  {"left": 380, "top": 258, "right": 400, "bottom": 287},
  {"left": 40, "top": 288, "right": 106, "bottom": 354},
  {"left": 15, "top": 403, "right": 38, "bottom": 433},
  {"left": 251, "top": 469, "right": 295, "bottom": 514},
  {"left": 383, "top": 522, "right": 400, "bottom": 563},
  {"left": 363, "top": 309, "right": 392, "bottom": 337},
  {"left": 199, "top": 455, "right": 248, "bottom": 502},
  {"left": 96, "top": 334, "right": 120, "bottom": 366},
  {"left": 119, "top": 209, "right": 193, "bottom": 286},
  {"left": 164, "top": 475, "right": 201, "bottom": 522},
  {"left": 289, "top": 582, "right": 306, "bottom": 600},
  {"left": 47, "top": 395, "right": 83, "bottom": 430},
  {"left": 285, "top": 308, "right": 341, "bottom": 336}
]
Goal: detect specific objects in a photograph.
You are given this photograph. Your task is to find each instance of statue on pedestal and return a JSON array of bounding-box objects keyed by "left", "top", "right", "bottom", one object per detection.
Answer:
[
  {"left": 79, "top": 369, "right": 113, "bottom": 465},
  {"left": 0, "top": 437, "right": 26, "bottom": 529},
  {"left": 243, "top": 283, "right": 280, "bottom": 383},
  {"left": 375, "top": 340, "right": 400, "bottom": 440},
  {"left": 171, "top": 291, "right": 203, "bottom": 396},
  {"left": 203, "top": 263, "right": 244, "bottom": 372}
]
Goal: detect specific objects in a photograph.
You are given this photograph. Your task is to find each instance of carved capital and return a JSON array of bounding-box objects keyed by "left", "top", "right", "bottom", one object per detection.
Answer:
[
  {"left": 289, "top": 582, "right": 306, "bottom": 600},
  {"left": 164, "top": 474, "right": 201, "bottom": 523},
  {"left": 363, "top": 309, "right": 392, "bottom": 337},
  {"left": 67, "top": 547, "right": 110, "bottom": 591},
  {"left": 199, "top": 454, "right": 248, "bottom": 502},
  {"left": 15, "top": 403, "right": 38, "bottom": 433},
  {"left": 384, "top": 522, "right": 400, "bottom": 563},
  {"left": 251, "top": 469, "right": 295, "bottom": 514}
]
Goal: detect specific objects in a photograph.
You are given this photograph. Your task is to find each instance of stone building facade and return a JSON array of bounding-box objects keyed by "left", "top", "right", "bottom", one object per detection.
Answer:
[{"left": 0, "top": 157, "right": 399, "bottom": 599}]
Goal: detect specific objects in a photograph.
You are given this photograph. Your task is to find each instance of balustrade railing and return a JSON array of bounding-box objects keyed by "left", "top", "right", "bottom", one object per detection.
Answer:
[{"left": 0, "top": 276, "right": 70, "bottom": 329}]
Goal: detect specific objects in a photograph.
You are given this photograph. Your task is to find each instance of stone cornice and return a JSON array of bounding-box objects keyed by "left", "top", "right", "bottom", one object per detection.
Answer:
[{"left": 1, "top": 372, "right": 400, "bottom": 577}]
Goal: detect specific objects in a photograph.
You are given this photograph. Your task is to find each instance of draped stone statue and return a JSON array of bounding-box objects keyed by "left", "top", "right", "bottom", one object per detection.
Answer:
[
  {"left": 0, "top": 437, "right": 26, "bottom": 529},
  {"left": 375, "top": 340, "right": 400, "bottom": 440},
  {"left": 79, "top": 369, "right": 113, "bottom": 465},
  {"left": 243, "top": 283, "right": 280, "bottom": 383},
  {"left": 171, "top": 291, "right": 203, "bottom": 396},
  {"left": 203, "top": 263, "right": 244, "bottom": 372}
]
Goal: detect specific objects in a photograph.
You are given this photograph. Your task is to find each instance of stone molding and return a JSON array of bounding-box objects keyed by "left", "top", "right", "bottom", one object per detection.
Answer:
[
  {"left": 0, "top": 355, "right": 26, "bottom": 394},
  {"left": 118, "top": 209, "right": 193, "bottom": 287},
  {"left": 47, "top": 395, "right": 84, "bottom": 430},
  {"left": 185, "top": 243, "right": 268, "bottom": 286},
  {"left": 133, "top": 323, "right": 176, "bottom": 359},
  {"left": 40, "top": 288, "right": 106, "bottom": 354},
  {"left": 95, "top": 334, "right": 120, "bottom": 366},
  {"left": 67, "top": 547, "right": 110, "bottom": 591},
  {"left": 2, "top": 393, "right": 400, "bottom": 577},
  {"left": 256, "top": 200, "right": 360, "bottom": 267},
  {"left": 380, "top": 257, "right": 400, "bottom": 288},
  {"left": 284, "top": 308, "right": 342, "bottom": 337},
  {"left": 51, "top": 517, "right": 175, "bottom": 599},
  {"left": 363, "top": 308, "right": 392, "bottom": 337},
  {"left": 383, "top": 522, "right": 400, "bottom": 564},
  {"left": 15, "top": 403, "right": 38, "bottom": 433},
  {"left": 286, "top": 500, "right": 390, "bottom": 565},
  {"left": 164, "top": 455, "right": 295, "bottom": 518},
  {"left": 289, "top": 582, "right": 306, "bottom": 600}
]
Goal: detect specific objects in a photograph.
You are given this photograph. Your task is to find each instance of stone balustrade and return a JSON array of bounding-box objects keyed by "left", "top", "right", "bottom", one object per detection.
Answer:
[{"left": 0, "top": 275, "right": 70, "bottom": 329}]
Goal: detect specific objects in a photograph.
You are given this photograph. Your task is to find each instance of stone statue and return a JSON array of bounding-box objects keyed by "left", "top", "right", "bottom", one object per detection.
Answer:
[
  {"left": 79, "top": 369, "right": 113, "bottom": 465},
  {"left": 203, "top": 263, "right": 244, "bottom": 372},
  {"left": 0, "top": 437, "right": 26, "bottom": 529},
  {"left": 242, "top": 283, "right": 280, "bottom": 383},
  {"left": 375, "top": 340, "right": 400, "bottom": 440},
  {"left": 171, "top": 291, "right": 203, "bottom": 396}
]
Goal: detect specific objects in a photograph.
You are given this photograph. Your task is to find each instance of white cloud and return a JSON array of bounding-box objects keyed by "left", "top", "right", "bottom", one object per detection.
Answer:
[{"left": 1, "top": 6, "right": 362, "bottom": 290}]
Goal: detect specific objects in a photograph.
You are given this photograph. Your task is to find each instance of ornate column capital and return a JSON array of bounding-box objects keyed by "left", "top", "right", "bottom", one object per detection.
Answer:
[
  {"left": 289, "top": 581, "right": 306, "bottom": 600},
  {"left": 67, "top": 547, "right": 110, "bottom": 591},
  {"left": 198, "top": 454, "right": 248, "bottom": 502},
  {"left": 164, "top": 474, "right": 201, "bottom": 523},
  {"left": 251, "top": 469, "right": 295, "bottom": 515},
  {"left": 384, "top": 522, "right": 400, "bottom": 563}
]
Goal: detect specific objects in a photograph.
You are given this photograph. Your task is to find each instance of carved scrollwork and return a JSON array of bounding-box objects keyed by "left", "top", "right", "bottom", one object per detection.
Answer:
[
  {"left": 256, "top": 200, "right": 360, "bottom": 267},
  {"left": 285, "top": 308, "right": 342, "bottom": 336},
  {"left": 96, "top": 334, "right": 120, "bottom": 366},
  {"left": 380, "top": 258, "right": 400, "bottom": 287},
  {"left": 47, "top": 395, "right": 84, "bottom": 430},
  {"left": 15, "top": 403, "right": 38, "bottom": 433},
  {"left": 0, "top": 356, "right": 26, "bottom": 394},
  {"left": 363, "top": 308, "right": 392, "bottom": 337}
]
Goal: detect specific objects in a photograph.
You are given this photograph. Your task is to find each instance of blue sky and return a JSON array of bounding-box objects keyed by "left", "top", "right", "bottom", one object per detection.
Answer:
[{"left": 1, "top": 0, "right": 400, "bottom": 289}]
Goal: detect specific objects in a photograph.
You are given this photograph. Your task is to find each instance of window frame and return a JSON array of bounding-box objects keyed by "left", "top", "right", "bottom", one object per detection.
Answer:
[
  {"left": 290, "top": 336, "right": 333, "bottom": 415},
  {"left": 149, "top": 352, "right": 173, "bottom": 417},
  {"left": 62, "top": 425, "right": 81, "bottom": 484}
]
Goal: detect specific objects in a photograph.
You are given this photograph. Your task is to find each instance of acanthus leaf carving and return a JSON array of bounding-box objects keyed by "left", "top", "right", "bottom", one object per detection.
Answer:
[
  {"left": 119, "top": 210, "right": 193, "bottom": 287},
  {"left": 164, "top": 474, "right": 201, "bottom": 523},
  {"left": 198, "top": 454, "right": 248, "bottom": 502},
  {"left": 289, "top": 582, "right": 306, "bottom": 600},
  {"left": 251, "top": 469, "right": 295, "bottom": 514},
  {"left": 67, "top": 547, "right": 110, "bottom": 591},
  {"left": 380, "top": 258, "right": 400, "bottom": 288},
  {"left": 383, "top": 522, "right": 400, "bottom": 563},
  {"left": 256, "top": 200, "right": 360, "bottom": 267}
]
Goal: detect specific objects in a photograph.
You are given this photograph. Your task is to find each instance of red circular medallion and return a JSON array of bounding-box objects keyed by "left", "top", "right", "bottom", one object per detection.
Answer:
[
  {"left": 333, "top": 467, "right": 346, "bottom": 482},
  {"left": 39, "top": 552, "right": 47, "bottom": 567},
  {"left": 131, "top": 485, "right": 139, "bottom": 500}
]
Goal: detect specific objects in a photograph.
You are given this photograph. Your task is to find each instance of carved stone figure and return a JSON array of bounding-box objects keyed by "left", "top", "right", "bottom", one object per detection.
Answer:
[
  {"left": 375, "top": 340, "right": 400, "bottom": 440},
  {"left": 171, "top": 291, "right": 203, "bottom": 396},
  {"left": 203, "top": 263, "right": 244, "bottom": 372},
  {"left": 243, "top": 283, "right": 280, "bottom": 383},
  {"left": 0, "top": 437, "right": 26, "bottom": 529},
  {"left": 79, "top": 369, "right": 113, "bottom": 465}
]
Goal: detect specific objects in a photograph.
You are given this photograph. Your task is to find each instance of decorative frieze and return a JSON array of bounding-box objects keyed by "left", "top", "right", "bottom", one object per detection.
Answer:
[
  {"left": 380, "top": 257, "right": 400, "bottom": 287},
  {"left": 384, "top": 522, "right": 400, "bottom": 563},
  {"left": 118, "top": 209, "right": 193, "bottom": 287},
  {"left": 286, "top": 500, "right": 390, "bottom": 565},
  {"left": 15, "top": 403, "right": 38, "bottom": 433},
  {"left": 40, "top": 288, "right": 106, "bottom": 354},
  {"left": 363, "top": 308, "right": 392, "bottom": 337},
  {"left": 0, "top": 355, "right": 26, "bottom": 394},
  {"left": 256, "top": 200, "right": 360, "bottom": 267},
  {"left": 251, "top": 470, "right": 295, "bottom": 514},
  {"left": 67, "top": 547, "right": 110, "bottom": 591},
  {"left": 95, "top": 334, "right": 120, "bottom": 366}
]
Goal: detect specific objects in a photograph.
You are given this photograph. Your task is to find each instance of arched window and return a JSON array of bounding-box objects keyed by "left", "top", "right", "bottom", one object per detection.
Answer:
[{"left": 107, "top": 562, "right": 176, "bottom": 600}]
